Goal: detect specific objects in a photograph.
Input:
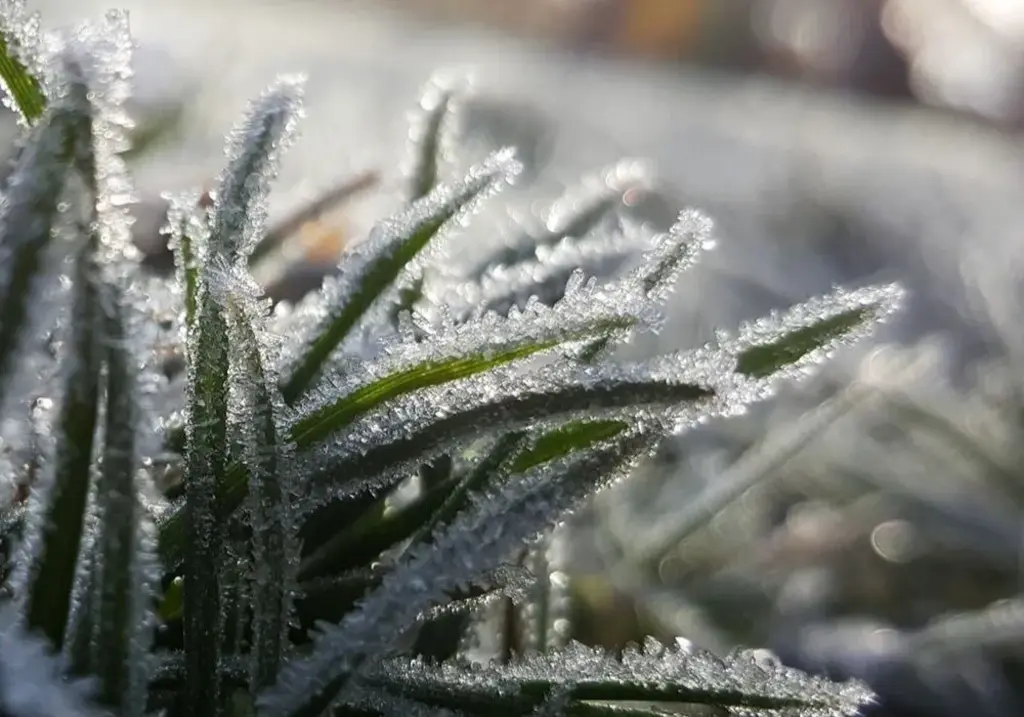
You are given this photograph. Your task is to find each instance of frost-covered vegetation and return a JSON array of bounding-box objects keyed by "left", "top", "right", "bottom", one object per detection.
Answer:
[{"left": 0, "top": 2, "right": 901, "bottom": 715}]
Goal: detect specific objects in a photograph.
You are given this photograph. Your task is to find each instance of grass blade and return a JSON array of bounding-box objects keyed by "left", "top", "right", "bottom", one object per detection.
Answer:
[
  {"left": 0, "top": 99, "right": 81, "bottom": 408},
  {"left": 91, "top": 288, "right": 153, "bottom": 714},
  {"left": 22, "top": 238, "right": 103, "bottom": 649},
  {"left": 291, "top": 297, "right": 642, "bottom": 447},
  {"left": 404, "top": 74, "right": 463, "bottom": 202},
  {"left": 183, "top": 274, "right": 231, "bottom": 716},
  {"left": 303, "top": 356, "right": 719, "bottom": 510},
  {"left": 732, "top": 283, "right": 904, "bottom": 379},
  {"left": 281, "top": 148, "right": 521, "bottom": 404},
  {"left": 0, "top": 1, "right": 46, "bottom": 124},
  {"left": 226, "top": 295, "right": 289, "bottom": 692}
]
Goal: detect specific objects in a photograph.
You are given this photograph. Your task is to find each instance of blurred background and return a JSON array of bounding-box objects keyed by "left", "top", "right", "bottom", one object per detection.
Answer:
[{"left": 19, "top": 1, "right": 1024, "bottom": 716}]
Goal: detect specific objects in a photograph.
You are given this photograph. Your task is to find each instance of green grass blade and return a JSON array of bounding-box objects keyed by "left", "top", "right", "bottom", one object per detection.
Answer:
[
  {"left": 280, "top": 149, "right": 521, "bottom": 404},
  {"left": 733, "top": 283, "right": 904, "bottom": 379},
  {"left": 0, "top": 102, "right": 81, "bottom": 408},
  {"left": 183, "top": 278, "right": 231, "bottom": 716},
  {"left": 510, "top": 420, "right": 629, "bottom": 473},
  {"left": 290, "top": 314, "right": 637, "bottom": 448},
  {"left": 304, "top": 360, "right": 715, "bottom": 508},
  {"left": 90, "top": 289, "right": 151, "bottom": 714},
  {"left": 0, "top": 21, "right": 46, "bottom": 123},
  {"left": 23, "top": 240, "right": 103, "bottom": 650},
  {"left": 227, "top": 295, "right": 288, "bottom": 692}
]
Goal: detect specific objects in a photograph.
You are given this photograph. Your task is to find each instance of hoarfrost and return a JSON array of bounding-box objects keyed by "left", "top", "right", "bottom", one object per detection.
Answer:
[
  {"left": 279, "top": 147, "right": 522, "bottom": 399},
  {"left": 258, "top": 432, "right": 654, "bottom": 715},
  {"left": 212, "top": 75, "right": 305, "bottom": 263},
  {"left": 367, "top": 638, "right": 873, "bottom": 716}
]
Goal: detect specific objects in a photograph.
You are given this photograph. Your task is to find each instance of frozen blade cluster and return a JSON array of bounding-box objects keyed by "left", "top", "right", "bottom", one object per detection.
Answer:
[
  {"left": 279, "top": 148, "right": 522, "bottom": 400},
  {"left": 259, "top": 434, "right": 652, "bottom": 716},
  {"left": 0, "top": 79, "right": 84, "bottom": 410},
  {"left": 290, "top": 267, "right": 662, "bottom": 443},
  {"left": 368, "top": 638, "right": 873, "bottom": 716},
  {"left": 297, "top": 348, "right": 736, "bottom": 512},
  {"left": 213, "top": 75, "right": 305, "bottom": 263},
  {"left": 224, "top": 275, "right": 295, "bottom": 691},
  {"left": 84, "top": 290, "right": 160, "bottom": 715}
]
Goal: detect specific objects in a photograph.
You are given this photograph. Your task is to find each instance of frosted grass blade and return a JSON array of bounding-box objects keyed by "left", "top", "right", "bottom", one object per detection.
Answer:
[
  {"left": 89, "top": 290, "right": 153, "bottom": 714},
  {"left": 211, "top": 75, "right": 304, "bottom": 263},
  {"left": 730, "top": 283, "right": 905, "bottom": 379},
  {"left": 0, "top": 1, "right": 46, "bottom": 123},
  {"left": 226, "top": 294, "right": 288, "bottom": 692},
  {"left": 259, "top": 433, "right": 654, "bottom": 717},
  {"left": 281, "top": 148, "right": 521, "bottom": 404},
  {"left": 183, "top": 271, "right": 231, "bottom": 716},
  {"left": 20, "top": 184, "right": 102, "bottom": 649},
  {"left": 0, "top": 96, "right": 82, "bottom": 409},
  {"left": 637, "top": 209, "right": 715, "bottom": 301},
  {"left": 291, "top": 288, "right": 644, "bottom": 446},
  {"left": 364, "top": 639, "right": 873, "bottom": 716},
  {"left": 163, "top": 191, "right": 207, "bottom": 330},
  {"left": 301, "top": 356, "right": 723, "bottom": 508}
]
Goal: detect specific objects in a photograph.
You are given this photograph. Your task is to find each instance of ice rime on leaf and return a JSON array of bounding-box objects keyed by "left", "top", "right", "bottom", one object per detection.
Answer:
[
  {"left": 297, "top": 350, "right": 734, "bottom": 512},
  {"left": 183, "top": 257, "right": 233, "bottom": 715},
  {"left": 280, "top": 148, "right": 523, "bottom": 404},
  {"left": 224, "top": 269, "right": 294, "bottom": 692},
  {"left": 0, "top": 74, "right": 86, "bottom": 410},
  {"left": 637, "top": 209, "right": 716, "bottom": 302},
  {"left": 725, "top": 282, "right": 906, "bottom": 399},
  {"left": 258, "top": 432, "right": 656, "bottom": 716},
  {"left": 365, "top": 639, "right": 873, "bottom": 716},
  {"left": 212, "top": 75, "right": 305, "bottom": 264},
  {"left": 403, "top": 71, "right": 467, "bottom": 202},
  {"left": 85, "top": 288, "right": 159, "bottom": 715},
  {"left": 288, "top": 269, "right": 660, "bottom": 447}
]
